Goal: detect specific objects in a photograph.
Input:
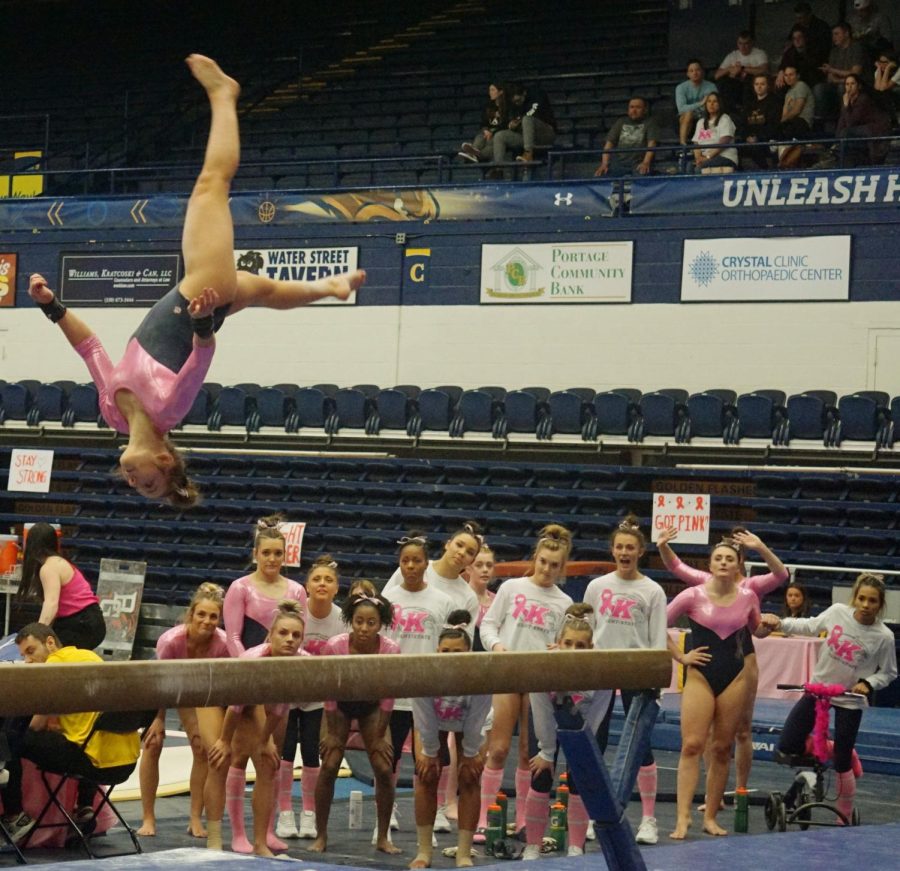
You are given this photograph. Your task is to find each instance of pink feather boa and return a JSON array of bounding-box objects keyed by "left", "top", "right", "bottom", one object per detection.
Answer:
[{"left": 805, "top": 682, "right": 848, "bottom": 762}]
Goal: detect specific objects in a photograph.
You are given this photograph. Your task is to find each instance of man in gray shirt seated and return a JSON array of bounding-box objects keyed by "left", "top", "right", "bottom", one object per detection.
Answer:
[
  {"left": 594, "top": 97, "right": 660, "bottom": 177},
  {"left": 815, "top": 21, "right": 868, "bottom": 123},
  {"left": 777, "top": 65, "right": 815, "bottom": 167}
]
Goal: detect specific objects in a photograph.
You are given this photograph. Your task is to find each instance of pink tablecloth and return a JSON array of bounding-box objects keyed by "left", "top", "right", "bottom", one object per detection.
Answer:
[{"left": 666, "top": 630, "right": 823, "bottom": 700}]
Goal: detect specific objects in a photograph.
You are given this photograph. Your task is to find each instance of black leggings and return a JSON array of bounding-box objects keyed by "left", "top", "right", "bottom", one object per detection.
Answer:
[
  {"left": 596, "top": 689, "right": 654, "bottom": 767},
  {"left": 389, "top": 710, "right": 414, "bottom": 773},
  {"left": 280, "top": 707, "right": 324, "bottom": 767},
  {"left": 777, "top": 694, "right": 863, "bottom": 774},
  {"left": 53, "top": 603, "right": 106, "bottom": 651}
]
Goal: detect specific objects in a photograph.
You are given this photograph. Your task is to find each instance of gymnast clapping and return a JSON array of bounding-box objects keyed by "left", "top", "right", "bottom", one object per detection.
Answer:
[{"left": 28, "top": 53, "right": 364, "bottom": 508}]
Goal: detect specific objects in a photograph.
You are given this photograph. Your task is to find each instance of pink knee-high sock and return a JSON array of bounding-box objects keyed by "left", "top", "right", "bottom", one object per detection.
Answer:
[
  {"left": 524, "top": 789, "right": 549, "bottom": 847},
  {"left": 478, "top": 766, "right": 504, "bottom": 829},
  {"left": 226, "top": 767, "right": 252, "bottom": 853},
  {"left": 437, "top": 765, "right": 451, "bottom": 807},
  {"left": 567, "top": 795, "right": 589, "bottom": 849},
  {"left": 637, "top": 763, "right": 657, "bottom": 817},
  {"left": 267, "top": 780, "right": 288, "bottom": 851},
  {"left": 301, "top": 766, "right": 319, "bottom": 813},
  {"left": 835, "top": 770, "right": 856, "bottom": 823},
  {"left": 514, "top": 768, "right": 531, "bottom": 831},
  {"left": 278, "top": 760, "right": 294, "bottom": 813}
]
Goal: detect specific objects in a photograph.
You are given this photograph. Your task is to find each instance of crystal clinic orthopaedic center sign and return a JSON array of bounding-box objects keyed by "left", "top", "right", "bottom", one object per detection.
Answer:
[
  {"left": 480, "top": 242, "right": 633, "bottom": 303},
  {"left": 681, "top": 236, "right": 850, "bottom": 302},
  {"left": 234, "top": 247, "right": 358, "bottom": 305}
]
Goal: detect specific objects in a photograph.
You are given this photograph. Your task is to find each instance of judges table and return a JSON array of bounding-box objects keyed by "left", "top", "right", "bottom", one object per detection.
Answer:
[{"left": 668, "top": 631, "right": 823, "bottom": 700}]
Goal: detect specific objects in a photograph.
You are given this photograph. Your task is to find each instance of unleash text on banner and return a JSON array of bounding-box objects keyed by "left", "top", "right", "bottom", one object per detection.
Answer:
[
  {"left": 234, "top": 246, "right": 358, "bottom": 305},
  {"left": 480, "top": 241, "right": 633, "bottom": 303},
  {"left": 681, "top": 236, "right": 850, "bottom": 302}
]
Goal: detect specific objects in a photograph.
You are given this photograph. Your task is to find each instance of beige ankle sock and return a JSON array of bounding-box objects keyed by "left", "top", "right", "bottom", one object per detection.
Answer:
[{"left": 206, "top": 819, "right": 223, "bottom": 851}]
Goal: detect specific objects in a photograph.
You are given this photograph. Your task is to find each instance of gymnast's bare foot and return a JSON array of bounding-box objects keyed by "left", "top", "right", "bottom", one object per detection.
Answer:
[
  {"left": 313, "top": 269, "right": 366, "bottom": 302},
  {"left": 185, "top": 53, "right": 240, "bottom": 101},
  {"left": 308, "top": 836, "right": 327, "bottom": 853},
  {"left": 376, "top": 835, "right": 402, "bottom": 855},
  {"left": 136, "top": 820, "right": 156, "bottom": 836},
  {"left": 28, "top": 273, "right": 54, "bottom": 304},
  {"left": 187, "top": 818, "right": 207, "bottom": 838},
  {"left": 409, "top": 854, "right": 431, "bottom": 868},
  {"left": 702, "top": 818, "right": 728, "bottom": 836},
  {"left": 669, "top": 816, "right": 692, "bottom": 840}
]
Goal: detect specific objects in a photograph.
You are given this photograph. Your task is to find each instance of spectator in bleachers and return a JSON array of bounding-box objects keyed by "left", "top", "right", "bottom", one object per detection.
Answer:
[
  {"left": 137, "top": 583, "right": 230, "bottom": 847},
  {"left": 17, "top": 521, "right": 105, "bottom": 651},
  {"left": 816, "top": 72, "right": 892, "bottom": 166},
  {"left": 208, "top": 601, "right": 307, "bottom": 857},
  {"left": 676, "top": 59, "right": 719, "bottom": 145},
  {"left": 491, "top": 81, "right": 557, "bottom": 167},
  {"left": 714, "top": 30, "right": 770, "bottom": 114},
  {"left": 815, "top": 22, "right": 868, "bottom": 123},
  {"left": 26, "top": 55, "right": 364, "bottom": 511},
  {"left": 736, "top": 74, "right": 783, "bottom": 169},
  {"left": 458, "top": 81, "right": 509, "bottom": 163},
  {"left": 690, "top": 93, "right": 739, "bottom": 174},
  {"left": 776, "top": 65, "right": 816, "bottom": 168},
  {"left": 782, "top": 582, "right": 811, "bottom": 619},
  {"left": 873, "top": 48, "right": 900, "bottom": 117},
  {"left": 277, "top": 555, "right": 344, "bottom": 842},
  {"left": 788, "top": 2, "right": 833, "bottom": 70},
  {"left": 775, "top": 26, "right": 825, "bottom": 92},
  {"left": 593, "top": 96, "right": 660, "bottom": 177},
  {"left": 310, "top": 592, "right": 401, "bottom": 856},
  {"left": 848, "top": 0, "right": 894, "bottom": 58}
]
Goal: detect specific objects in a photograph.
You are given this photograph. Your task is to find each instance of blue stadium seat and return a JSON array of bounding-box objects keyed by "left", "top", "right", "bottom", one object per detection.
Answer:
[
  {"left": 451, "top": 390, "right": 505, "bottom": 438},
  {"left": 785, "top": 391, "right": 839, "bottom": 445},
  {"left": 393, "top": 384, "right": 421, "bottom": 399},
  {"left": 754, "top": 503, "right": 797, "bottom": 524},
  {"left": 477, "top": 386, "right": 507, "bottom": 402},
  {"left": 434, "top": 385, "right": 464, "bottom": 406},
  {"left": 208, "top": 386, "right": 257, "bottom": 431},
  {"left": 486, "top": 465, "right": 531, "bottom": 487},
  {"left": 846, "top": 477, "right": 896, "bottom": 502},
  {"left": 635, "top": 390, "right": 689, "bottom": 442},
  {"left": 736, "top": 390, "right": 787, "bottom": 442},
  {"left": 591, "top": 390, "right": 639, "bottom": 438},
  {"left": 686, "top": 390, "right": 738, "bottom": 443},
  {"left": 755, "top": 475, "right": 799, "bottom": 499},
  {"left": 256, "top": 386, "right": 295, "bottom": 429},
  {"left": 797, "top": 505, "right": 841, "bottom": 526},
  {"left": 27, "top": 382, "right": 68, "bottom": 425},
  {"left": 505, "top": 390, "right": 551, "bottom": 438},
  {"left": 798, "top": 529, "right": 843, "bottom": 553},
  {"left": 846, "top": 506, "right": 894, "bottom": 529},
  {"left": 532, "top": 467, "right": 579, "bottom": 489},
  {"left": 312, "top": 383, "right": 339, "bottom": 398},
  {"left": 442, "top": 490, "right": 485, "bottom": 511},
  {"left": 798, "top": 475, "right": 846, "bottom": 501},
  {"left": 352, "top": 384, "right": 380, "bottom": 398},
  {"left": 845, "top": 532, "right": 894, "bottom": 555},
  {"left": 577, "top": 467, "right": 625, "bottom": 490},
  {"left": 836, "top": 391, "right": 892, "bottom": 447},
  {"left": 62, "top": 383, "right": 105, "bottom": 427},
  {"left": 418, "top": 388, "right": 455, "bottom": 434},
  {"left": 371, "top": 387, "right": 417, "bottom": 435},
  {"left": 547, "top": 390, "right": 594, "bottom": 440},
  {"left": 181, "top": 385, "right": 213, "bottom": 427},
  {"left": 334, "top": 387, "right": 372, "bottom": 432},
  {"left": 0, "top": 382, "right": 31, "bottom": 422},
  {"left": 483, "top": 491, "right": 528, "bottom": 512},
  {"left": 293, "top": 387, "right": 336, "bottom": 432},
  {"left": 442, "top": 465, "right": 485, "bottom": 486}
]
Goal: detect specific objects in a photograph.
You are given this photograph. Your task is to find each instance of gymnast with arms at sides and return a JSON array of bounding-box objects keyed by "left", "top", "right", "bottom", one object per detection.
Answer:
[
  {"left": 665, "top": 534, "right": 761, "bottom": 840},
  {"left": 309, "top": 591, "right": 402, "bottom": 856},
  {"left": 16, "top": 521, "right": 105, "bottom": 651},
  {"left": 658, "top": 525, "right": 788, "bottom": 801},
  {"left": 207, "top": 600, "right": 308, "bottom": 857},
  {"left": 583, "top": 516, "right": 668, "bottom": 846},
  {"left": 275, "top": 554, "right": 345, "bottom": 841},
  {"left": 137, "top": 583, "right": 230, "bottom": 843},
  {"left": 761, "top": 573, "right": 897, "bottom": 824},
  {"left": 476, "top": 524, "right": 574, "bottom": 841},
  {"left": 410, "top": 610, "right": 491, "bottom": 869},
  {"left": 526, "top": 604, "right": 613, "bottom": 860},
  {"left": 28, "top": 53, "right": 364, "bottom": 508}
]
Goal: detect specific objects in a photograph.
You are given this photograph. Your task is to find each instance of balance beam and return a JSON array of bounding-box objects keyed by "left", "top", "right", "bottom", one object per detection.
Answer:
[{"left": 0, "top": 649, "right": 671, "bottom": 716}]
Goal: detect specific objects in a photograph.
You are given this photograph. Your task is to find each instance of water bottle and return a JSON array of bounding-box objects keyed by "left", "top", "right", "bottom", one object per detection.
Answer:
[
  {"left": 485, "top": 803, "right": 504, "bottom": 854},
  {"left": 495, "top": 790, "right": 509, "bottom": 833},
  {"left": 549, "top": 801, "right": 567, "bottom": 851},
  {"left": 734, "top": 787, "right": 749, "bottom": 833},
  {"left": 556, "top": 783, "right": 570, "bottom": 808},
  {"left": 349, "top": 789, "right": 363, "bottom": 829}
]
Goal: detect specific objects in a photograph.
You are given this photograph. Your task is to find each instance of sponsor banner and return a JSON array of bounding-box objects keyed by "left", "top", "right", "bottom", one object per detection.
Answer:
[
  {"left": 630, "top": 169, "right": 900, "bottom": 215},
  {"left": 234, "top": 247, "right": 358, "bottom": 304},
  {"left": 682, "top": 236, "right": 850, "bottom": 302},
  {"left": 7, "top": 449, "right": 54, "bottom": 493},
  {"left": 59, "top": 253, "right": 182, "bottom": 306},
  {"left": 96, "top": 559, "right": 146, "bottom": 660},
  {"left": 0, "top": 252, "right": 16, "bottom": 306},
  {"left": 651, "top": 493, "right": 711, "bottom": 544},
  {"left": 0, "top": 182, "right": 615, "bottom": 231},
  {"left": 481, "top": 241, "right": 633, "bottom": 303}
]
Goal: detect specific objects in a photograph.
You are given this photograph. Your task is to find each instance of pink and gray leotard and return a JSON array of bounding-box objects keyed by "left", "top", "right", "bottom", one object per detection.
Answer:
[{"left": 223, "top": 575, "right": 307, "bottom": 656}]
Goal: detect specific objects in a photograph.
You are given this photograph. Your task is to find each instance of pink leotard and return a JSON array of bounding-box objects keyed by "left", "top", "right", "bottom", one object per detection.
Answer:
[
  {"left": 223, "top": 575, "right": 307, "bottom": 656},
  {"left": 229, "top": 641, "right": 310, "bottom": 717},
  {"left": 56, "top": 563, "right": 99, "bottom": 617},
  {"left": 664, "top": 555, "right": 788, "bottom": 599},
  {"left": 155, "top": 623, "right": 230, "bottom": 660},
  {"left": 320, "top": 633, "right": 401, "bottom": 712},
  {"left": 75, "top": 334, "right": 213, "bottom": 434}
]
